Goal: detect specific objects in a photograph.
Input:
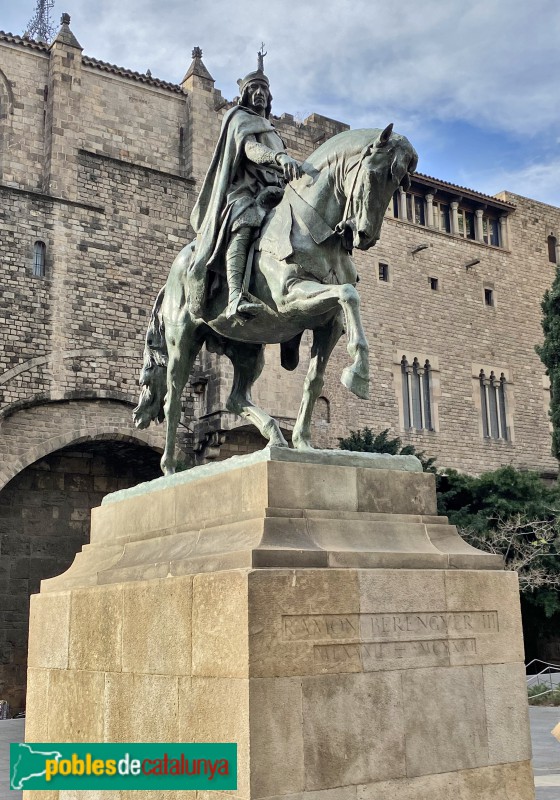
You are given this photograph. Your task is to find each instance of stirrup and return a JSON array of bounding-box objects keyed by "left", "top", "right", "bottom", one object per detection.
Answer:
[{"left": 225, "top": 294, "right": 260, "bottom": 320}]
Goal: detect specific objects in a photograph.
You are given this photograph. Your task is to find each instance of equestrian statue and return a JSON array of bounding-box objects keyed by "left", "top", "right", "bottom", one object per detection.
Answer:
[{"left": 133, "top": 51, "right": 418, "bottom": 475}]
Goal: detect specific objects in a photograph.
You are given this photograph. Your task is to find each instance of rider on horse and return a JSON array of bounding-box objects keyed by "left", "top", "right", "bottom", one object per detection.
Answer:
[{"left": 188, "top": 49, "right": 303, "bottom": 320}]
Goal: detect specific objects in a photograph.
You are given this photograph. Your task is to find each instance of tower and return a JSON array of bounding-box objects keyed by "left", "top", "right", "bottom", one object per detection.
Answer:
[{"left": 24, "top": 0, "right": 57, "bottom": 43}]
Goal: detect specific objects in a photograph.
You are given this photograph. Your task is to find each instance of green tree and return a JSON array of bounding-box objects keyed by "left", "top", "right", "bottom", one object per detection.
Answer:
[
  {"left": 338, "top": 427, "right": 437, "bottom": 472},
  {"left": 337, "top": 433, "right": 560, "bottom": 615},
  {"left": 536, "top": 267, "right": 560, "bottom": 461},
  {"left": 437, "top": 466, "right": 560, "bottom": 616}
]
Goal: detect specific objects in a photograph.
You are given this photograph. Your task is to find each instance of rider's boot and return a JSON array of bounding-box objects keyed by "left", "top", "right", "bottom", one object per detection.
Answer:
[{"left": 225, "top": 227, "right": 261, "bottom": 320}]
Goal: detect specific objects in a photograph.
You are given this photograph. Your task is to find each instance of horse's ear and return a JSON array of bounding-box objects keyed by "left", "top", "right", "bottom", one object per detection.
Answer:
[{"left": 378, "top": 123, "right": 394, "bottom": 147}]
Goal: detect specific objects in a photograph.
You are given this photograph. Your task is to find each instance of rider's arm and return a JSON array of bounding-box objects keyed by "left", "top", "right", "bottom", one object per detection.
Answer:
[
  {"left": 244, "top": 136, "right": 303, "bottom": 181},
  {"left": 244, "top": 136, "right": 284, "bottom": 166}
]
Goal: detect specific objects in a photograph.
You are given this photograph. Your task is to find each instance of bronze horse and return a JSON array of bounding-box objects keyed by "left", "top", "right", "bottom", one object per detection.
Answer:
[{"left": 133, "top": 125, "right": 418, "bottom": 474}]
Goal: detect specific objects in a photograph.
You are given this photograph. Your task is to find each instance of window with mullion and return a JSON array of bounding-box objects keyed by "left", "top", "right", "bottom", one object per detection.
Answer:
[
  {"left": 479, "top": 370, "right": 508, "bottom": 440},
  {"left": 401, "top": 357, "right": 433, "bottom": 431}
]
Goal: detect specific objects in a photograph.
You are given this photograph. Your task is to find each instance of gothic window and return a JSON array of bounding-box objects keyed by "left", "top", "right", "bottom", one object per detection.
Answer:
[
  {"left": 479, "top": 370, "right": 508, "bottom": 440},
  {"left": 548, "top": 235, "right": 557, "bottom": 264},
  {"left": 433, "top": 201, "right": 451, "bottom": 233},
  {"left": 33, "top": 240, "right": 46, "bottom": 277},
  {"left": 315, "top": 396, "right": 330, "bottom": 424},
  {"left": 401, "top": 356, "right": 433, "bottom": 430}
]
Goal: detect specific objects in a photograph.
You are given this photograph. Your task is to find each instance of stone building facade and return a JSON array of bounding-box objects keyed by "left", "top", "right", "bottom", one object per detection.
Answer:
[{"left": 0, "top": 15, "right": 559, "bottom": 709}]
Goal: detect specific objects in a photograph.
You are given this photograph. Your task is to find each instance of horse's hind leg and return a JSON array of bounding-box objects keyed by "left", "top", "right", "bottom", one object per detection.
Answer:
[
  {"left": 161, "top": 320, "right": 203, "bottom": 475},
  {"left": 292, "top": 315, "right": 344, "bottom": 450},
  {"left": 225, "top": 342, "right": 289, "bottom": 448}
]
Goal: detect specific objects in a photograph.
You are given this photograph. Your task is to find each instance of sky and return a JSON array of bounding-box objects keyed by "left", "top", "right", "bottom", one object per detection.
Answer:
[{"left": 2, "top": 0, "right": 560, "bottom": 206}]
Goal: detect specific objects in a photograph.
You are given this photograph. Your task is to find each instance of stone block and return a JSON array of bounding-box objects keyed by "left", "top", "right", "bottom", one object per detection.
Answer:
[
  {"left": 192, "top": 571, "right": 249, "bottom": 678},
  {"left": 60, "top": 792, "right": 123, "bottom": 800},
  {"left": 248, "top": 570, "right": 360, "bottom": 678},
  {"left": 122, "top": 576, "right": 192, "bottom": 675},
  {"left": 120, "top": 792, "right": 188, "bottom": 800},
  {"left": 401, "top": 665, "right": 487, "bottom": 777},
  {"left": 357, "top": 771, "right": 459, "bottom": 799},
  {"left": 175, "top": 468, "right": 244, "bottom": 529},
  {"left": 258, "top": 790, "right": 357, "bottom": 800},
  {"left": 359, "top": 569, "right": 447, "bottom": 613},
  {"left": 444, "top": 570, "right": 525, "bottom": 664},
  {"left": 48, "top": 670, "right": 104, "bottom": 741},
  {"left": 483, "top": 662, "right": 532, "bottom": 764},
  {"left": 179, "top": 677, "right": 249, "bottom": 796},
  {"left": 249, "top": 677, "right": 305, "bottom": 798},
  {"left": 240, "top": 462, "right": 269, "bottom": 517},
  {"left": 28, "top": 592, "right": 70, "bottom": 669},
  {"left": 457, "top": 761, "right": 535, "bottom": 800},
  {"left": 502, "top": 760, "right": 536, "bottom": 799},
  {"left": 357, "top": 469, "right": 436, "bottom": 515},
  {"left": 302, "top": 672, "right": 405, "bottom": 790},
  {"left": 104, "top": 673, "right": 179, "bottom": 742},
  {"left": 267, "top": 461, "right": 358, "bottom": 512},
  {"left": 68, "top": 584, "right": 122, "bottom": 672},
  {"left": 24, "top": 668, "right": 49, "bottom": 742},
  {"left": 90, "top": 484, "right": 176, "bottom": 543}
]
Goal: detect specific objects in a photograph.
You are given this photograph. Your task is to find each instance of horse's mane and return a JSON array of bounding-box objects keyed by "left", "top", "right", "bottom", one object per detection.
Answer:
[
  {"left": 305, "top": 129, "right": 384, "bottom": 170},
  {"left": 305, "top": 128, "right": 412, "bottom": 172}
]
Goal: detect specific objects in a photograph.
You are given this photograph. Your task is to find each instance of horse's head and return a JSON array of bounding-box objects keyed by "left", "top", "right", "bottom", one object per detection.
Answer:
[{"left": 342, "top": 124, "right": 418, "bottom": 251}]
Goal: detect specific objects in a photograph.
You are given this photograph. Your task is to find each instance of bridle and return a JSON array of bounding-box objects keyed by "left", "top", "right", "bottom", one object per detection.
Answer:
[{"left": 283, "top": 144, "right": 372, "bottom": 254}]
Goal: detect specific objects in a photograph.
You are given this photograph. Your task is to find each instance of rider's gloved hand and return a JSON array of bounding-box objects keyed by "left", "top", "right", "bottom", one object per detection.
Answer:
[{"left": 276, "top": 153, "right": 303, "bottom": 182}]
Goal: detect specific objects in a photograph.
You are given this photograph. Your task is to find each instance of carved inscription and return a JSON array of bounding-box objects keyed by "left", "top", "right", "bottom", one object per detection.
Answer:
[
  {"left": 283, "top": 614, "right": 360, "bottom": 640},
  {"left": 282, "top": 611, "right": 498, "bottom": 642},
  {"left": 314, "top": 637, "right": 477, "bottom": 668}
]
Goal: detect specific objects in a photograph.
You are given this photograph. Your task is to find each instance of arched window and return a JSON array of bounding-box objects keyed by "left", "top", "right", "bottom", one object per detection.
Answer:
[
  {"left": 479, "top": 370, "right": 507, "bottom": 439},
  {"left": 548, "top": 235, "right": 557, "bottom": 264},
  {"left": 315, "top": 396, "right": 330, "bottom": 424},
  {"left": 33, "top": 241, "right": 46, "bottom": 277},
  {"left": 401, "top": 356, "right": 433, "bottom": 430}
]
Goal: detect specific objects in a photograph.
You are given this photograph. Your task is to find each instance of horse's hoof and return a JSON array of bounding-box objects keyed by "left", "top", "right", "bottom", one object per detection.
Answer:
[
  {"left": 292, "top": 438, "right": 315, "bottom": 452},
  {"left": 161, "top": 461, "right": 176, "bottom": 476},
  {"left": 268, "top": 439, "right": 289, "bottom": 448},
  {"left": 341, "top": 367, "right": 369, "bottom": 399}
]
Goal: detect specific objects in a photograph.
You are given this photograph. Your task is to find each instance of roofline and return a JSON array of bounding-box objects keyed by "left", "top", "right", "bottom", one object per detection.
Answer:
[
  {"left": 412, "top": 172, "right": 516, "bottom": 210},
  {"left": 0, "top": 31, "right": 184, "bottom": 94},
  {"left": 0, "top": 30, "right": 48, "bottom": 53}
]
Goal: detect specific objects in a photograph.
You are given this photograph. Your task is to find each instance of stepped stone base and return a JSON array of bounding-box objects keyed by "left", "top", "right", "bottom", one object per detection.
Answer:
[{"left": 25, "top": 450, "right": 534, "bottom": 799}]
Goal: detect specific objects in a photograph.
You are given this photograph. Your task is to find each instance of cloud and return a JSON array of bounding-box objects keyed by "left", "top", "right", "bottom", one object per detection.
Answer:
[
  {"left": 20, "top": 0, "right": 558, "bottom": 139},
  {"left": 471, "top": 158, "right": 560, "bottom": 207},
  {"left": 3, "top": 0, "right": 560, "bottom": 204}
]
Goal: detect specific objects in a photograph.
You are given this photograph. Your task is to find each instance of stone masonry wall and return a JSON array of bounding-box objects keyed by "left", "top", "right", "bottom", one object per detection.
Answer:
[
  {"left": 192, "top": 108, "right": 559, "bottom": 475},
  {"left": 1, "top": 21, "right": 559, "bottom": 489},
  {"left": 0, "top": 440, "right": 161, "bottom": 714}
]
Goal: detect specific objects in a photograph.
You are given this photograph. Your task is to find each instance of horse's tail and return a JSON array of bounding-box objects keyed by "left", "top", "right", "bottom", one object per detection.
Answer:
[{"left": 133, "top": 287, "right": 168, "bottom": 429}]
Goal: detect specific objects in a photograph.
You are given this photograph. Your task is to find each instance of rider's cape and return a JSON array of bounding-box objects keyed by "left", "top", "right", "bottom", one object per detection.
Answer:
[{"left": 190, "top": 106, "right": 278, "bottom": 278}]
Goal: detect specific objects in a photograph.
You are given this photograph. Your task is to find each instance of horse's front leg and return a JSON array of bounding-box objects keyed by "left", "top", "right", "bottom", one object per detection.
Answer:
[
  {"left": 282, "top": 280, "right": 369, "bottom": 400},
  {"left": 225, "top": 342, "right": 289, "bottom": 448},
  {"left": 337, "top": 283, "right": 369, "bottom": 400},
  {"left": 161, "top": 320, "right": 203, "bottom": 475},
  {"left": 292, "top": 315, "right": 344, "bottom": 450}
]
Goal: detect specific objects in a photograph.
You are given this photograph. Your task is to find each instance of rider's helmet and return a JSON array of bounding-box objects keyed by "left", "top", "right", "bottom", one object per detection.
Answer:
[{"left": 238, "top": 49, "right": 272, "bottom": 118}]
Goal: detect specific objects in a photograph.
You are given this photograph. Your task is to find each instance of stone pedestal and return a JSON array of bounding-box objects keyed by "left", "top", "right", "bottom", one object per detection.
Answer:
[{"left": 25, "top": 450, "right": 534, "bottom": 799}]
